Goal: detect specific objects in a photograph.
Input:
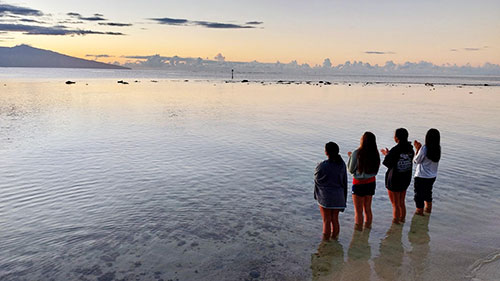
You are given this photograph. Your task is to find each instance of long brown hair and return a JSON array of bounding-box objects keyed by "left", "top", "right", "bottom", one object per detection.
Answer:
[{"left": 357, "top": 132, "right": 380, "bottom": 174}]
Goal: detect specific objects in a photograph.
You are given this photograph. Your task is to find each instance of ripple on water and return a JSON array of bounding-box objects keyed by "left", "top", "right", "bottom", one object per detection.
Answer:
[{"left": 0, "top": 81, "right": 499, "bottom": 280}]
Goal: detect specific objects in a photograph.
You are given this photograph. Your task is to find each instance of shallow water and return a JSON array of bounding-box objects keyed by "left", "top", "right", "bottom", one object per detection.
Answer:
[{"left": 0, "top": 77, "right": 499, "bottom": 281}]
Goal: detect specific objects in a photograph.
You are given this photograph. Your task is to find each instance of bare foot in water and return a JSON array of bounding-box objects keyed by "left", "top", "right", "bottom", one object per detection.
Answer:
[
  {"left": 415, "top": 208, "right": 425, "bottom": 216},
  {"left": 392, "top": 218, "right": 400, "bottom": 224},
  {"left": 354, "top": 224, "right": 363, "bottom": 231},
  {"left": 424, "top": 202, "right": 432, "bottom": 213},
  {"left": 364, "top": 222, "right": 372, "bottom": 229}
]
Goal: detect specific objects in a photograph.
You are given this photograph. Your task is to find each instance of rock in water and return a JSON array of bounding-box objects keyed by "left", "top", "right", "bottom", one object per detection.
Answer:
[
  {"left": 249, "top": 270, "right": 260, "bottom": 278},
  {"left": 65, "top": 81, "right": 76, "bottom": 85}
]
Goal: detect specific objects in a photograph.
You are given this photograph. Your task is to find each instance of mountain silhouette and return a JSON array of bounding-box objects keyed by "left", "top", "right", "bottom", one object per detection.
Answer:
[{"left": 0, "top": 45, "right": 128, "bottom": 69}]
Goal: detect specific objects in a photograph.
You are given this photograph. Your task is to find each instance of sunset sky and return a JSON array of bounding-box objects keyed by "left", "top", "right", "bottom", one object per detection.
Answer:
[{"left": 1, "top": 0, "right": 499, "bottom": 66}]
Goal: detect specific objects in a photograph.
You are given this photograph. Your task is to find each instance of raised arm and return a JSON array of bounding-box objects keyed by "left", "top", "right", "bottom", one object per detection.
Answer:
[
  {"left": 347, "top": 150, "right": 357, "bottom": 174},
  {"left": 414, "top": 145, "right": 426, "bottom": 164}
]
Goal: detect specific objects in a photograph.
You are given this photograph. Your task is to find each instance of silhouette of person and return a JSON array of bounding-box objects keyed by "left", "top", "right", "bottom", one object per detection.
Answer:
[
  {"left": 311, "top": 240, "right": 345, "bottom": 281},
  {"left": 374, "top": 223, "right": 405, "bottom": 280},
  {"left": 343, "top": 229, "right": 372, "bottom": 280},
  {"left": 408, "top": 213, "right": 431, "bottom": 279}
]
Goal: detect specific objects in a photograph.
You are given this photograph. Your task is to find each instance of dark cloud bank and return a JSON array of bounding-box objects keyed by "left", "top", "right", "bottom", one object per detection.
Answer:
[
  {"left": 151, "top": 17, "right": 262, "bottom": 29},
  {"left": 0, "top": 3, "right": 42, "bottom": 16},
  {"left": 0, "top": 23, "right": 124, "bottom": 35},
  {"left": 0, "top": 3, "right": 128, "bottom": 36}
]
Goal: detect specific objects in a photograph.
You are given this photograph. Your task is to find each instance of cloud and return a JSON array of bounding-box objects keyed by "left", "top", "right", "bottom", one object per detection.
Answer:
[
  {"left": 99, "top": 22, "right": 132, "bottom": 27},
  {"left": 86, "top": 54, "right": 112, "bottom": 58},
  {"left": 0, "top": 23, "right": 124, "bottom": 35},
  {"left": 451, "top": 47, "right": 489, "bottom": 52},
  {"left": 245, "top": 21, "right": 263, "bottom": 25},
  {"left": 214, "top": 53, "right": 225, "bottom": 62},
  {"left": 123, "top": 55, "right": 152, "bottom": 59},
  {"left": 0, "top": 4, "right": 43, "bottom": 16},
  {"left": 150, "top": 17, "right": 189, "bottom": 25},
  {"left": 118, "top": 53, "right": 500, "bottom": 76},
  {"left": 0, "top": 4, "right": 130, "bottom": 36},
  {"left": 58, "top": 20, "right": 84, "bottom": 24},
  {"left": 195, "top": 21, "right": 253, "bottom": 29},
  {"left": 364, "top": 51, "right": 395, "bottom": 55},
  {"left": 151, "top": 17, "right": 259, "bottom": 29},
  {"left": 19, "top": 18, "right": 45, "bottom": 24},
  {"left": 67, "top": 12, "right": 107, "bottom": 21}
]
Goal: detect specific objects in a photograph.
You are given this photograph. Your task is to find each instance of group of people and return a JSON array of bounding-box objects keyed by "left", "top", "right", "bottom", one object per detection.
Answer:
[{"left": 314, "top": 128, "right": 441, "bottom": 240}]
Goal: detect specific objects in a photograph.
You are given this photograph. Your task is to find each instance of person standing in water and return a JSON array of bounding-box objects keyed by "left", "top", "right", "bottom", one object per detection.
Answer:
[
  {"left": 347, "top": 132, "right": 380, "bottom": 231},
  {"left": 314, "top": 142, "right": 348, "bottom": 240},
  {"left": 413, "top": 128, "right": 441, "bottom": 215},
  {"left": 381, "top": 128, "right": 414, "bottom": 224}
]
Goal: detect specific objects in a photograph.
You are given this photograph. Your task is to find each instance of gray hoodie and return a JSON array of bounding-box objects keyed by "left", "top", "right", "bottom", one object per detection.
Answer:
[{"left": 314, "top": 158, "right": 348, "bottom": 209}]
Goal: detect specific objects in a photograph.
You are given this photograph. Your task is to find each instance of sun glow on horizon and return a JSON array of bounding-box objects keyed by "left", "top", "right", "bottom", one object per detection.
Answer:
[{"left": 1, "top": 0, "right": 499, "bottom": 67}]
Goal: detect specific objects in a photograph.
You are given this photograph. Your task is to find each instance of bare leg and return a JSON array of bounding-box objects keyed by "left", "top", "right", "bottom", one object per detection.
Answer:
[
  {"left": 363, "top": 195, "right": 373, "bottom": 229},
  {"left": 319, "top": 206, "right": 332, "bottom": 240},
  {"left": 424, "top": 201, "right": 432, "bottom": 213},
  {"left": 387, "top": 190, "right": 400, "bottom": 224},
  {"left": 330, "top": 210, "right": 340, "bottom": 239},
  {"left": 352, "top": 194, "right": 364, "bottom": 231},
  {"left": 399, "top": 191, "right": 407, "bottom": 223},
  {"left": 415, "top": 208, "right": 425, "bottom": 216}
]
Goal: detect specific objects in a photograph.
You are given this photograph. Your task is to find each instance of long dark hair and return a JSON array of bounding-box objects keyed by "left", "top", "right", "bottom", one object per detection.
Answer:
[
  {"left": 425, "top": 128, "right": 441, "bottom": 162},
  {"left": 325, "top": 142, "right": 342, "bottom": 163},
  {"left": 357, "top": 132, "right": 380, "bottom": 174}
]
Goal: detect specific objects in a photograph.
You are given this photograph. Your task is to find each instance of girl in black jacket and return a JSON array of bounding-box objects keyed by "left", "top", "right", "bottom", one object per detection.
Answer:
[{"left": 381, "top": 128, "right": 414, "bottom": 224}]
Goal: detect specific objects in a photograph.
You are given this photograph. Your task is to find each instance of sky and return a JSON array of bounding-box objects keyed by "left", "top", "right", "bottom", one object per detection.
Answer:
[{"left": 0, "top": 0, "right": 499, "bottom": 66}]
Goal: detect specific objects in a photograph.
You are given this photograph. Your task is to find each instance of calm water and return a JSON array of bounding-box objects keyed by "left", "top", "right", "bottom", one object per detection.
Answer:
[{"left": 1, "top": 71, "right": 500, "bottom": 280}]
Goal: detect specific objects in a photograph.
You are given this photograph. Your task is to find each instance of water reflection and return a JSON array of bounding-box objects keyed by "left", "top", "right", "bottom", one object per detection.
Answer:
[
  {"left": 311, "top": 240, "right": 344, "bottom": 281},
  {"left": 408, "top": 214, "right": 431, "bottom": 279},
  {"left": 374, "top": 223, "right": 404, "bottom": 280},
  {"left": 344, "top": 229, "right": 372, "bottom": 280}
]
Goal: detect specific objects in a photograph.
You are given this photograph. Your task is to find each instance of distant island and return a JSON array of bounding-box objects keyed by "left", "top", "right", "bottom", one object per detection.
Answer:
[{"left": 0, "top": 45, "right": 128, "bottom": 69}]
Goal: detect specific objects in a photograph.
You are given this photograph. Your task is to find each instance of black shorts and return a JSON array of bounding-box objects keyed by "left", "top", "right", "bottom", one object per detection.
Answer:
[
  {"left": 386, "top": 185, "right": 409, "bottom": 192},
  {"left": 352, "top": 181, "right": 376, "bottom": 197}
]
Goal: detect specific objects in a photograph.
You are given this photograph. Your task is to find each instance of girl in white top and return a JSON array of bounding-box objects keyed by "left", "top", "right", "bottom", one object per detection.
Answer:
[{"left": 413, "top": 128, "right": 441, "bottom": 215}]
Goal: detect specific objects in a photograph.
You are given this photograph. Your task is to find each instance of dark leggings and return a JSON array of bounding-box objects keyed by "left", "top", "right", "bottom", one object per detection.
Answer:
[{"left": 414, "top": 177, "right": 436, "bottom": 209}]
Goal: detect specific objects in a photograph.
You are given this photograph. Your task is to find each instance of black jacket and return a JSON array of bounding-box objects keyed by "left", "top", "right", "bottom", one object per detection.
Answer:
[{"left": 383, "top": 142, "right": 414, "bottom": 191}]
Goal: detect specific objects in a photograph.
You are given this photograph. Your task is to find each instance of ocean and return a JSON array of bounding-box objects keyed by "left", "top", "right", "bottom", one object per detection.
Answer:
[{"left": 1, "top": 68, "right": 499, "bottom": 280}]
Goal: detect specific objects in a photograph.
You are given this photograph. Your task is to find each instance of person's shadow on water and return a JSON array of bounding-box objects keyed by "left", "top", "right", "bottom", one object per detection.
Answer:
[
  {"left": 374, "top": 223, "right": 405, "bottom": 280},
  {"left": 408, "top": 213, "right": 431, "bottom": 279},
  {"left": 342, "top": 229, "right": 372, "bottom": 281},
  {"left": 311, "top": 240, "right": 345, "bottom": 281}
]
